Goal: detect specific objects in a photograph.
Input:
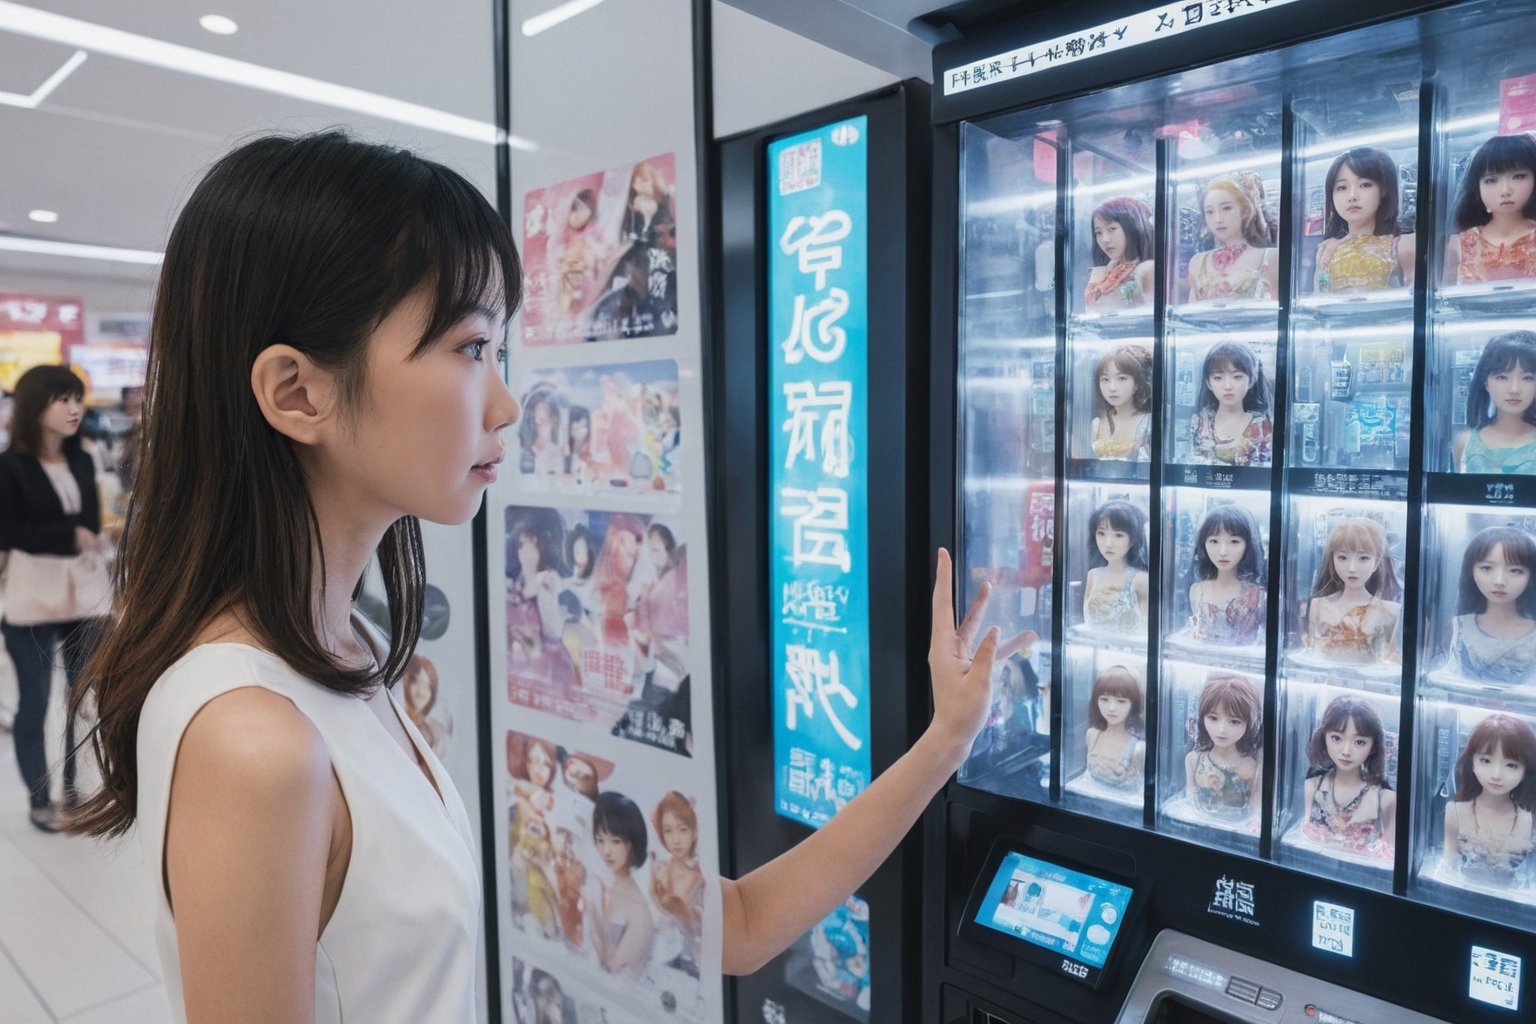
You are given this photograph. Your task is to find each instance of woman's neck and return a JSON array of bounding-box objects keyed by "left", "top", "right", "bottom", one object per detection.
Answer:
[
  {"left": 305, "top": 478, "right": 392, "bottom": 668},
  {"left": 1335, "top": 582, "right": 1371, "bottom": 603},
  {"left": 38, "top": 431, "right": 65, "bottom": 460},
  {"left": 1480, "top": 604, "right": 1531, "bottom": 628},
  {"left": 1213, "top": 567, "right": 1240, "bottom": 586},
  {"left": 1489, "top": 410, "right": 1536, "bottom": 438},
  {"left": 1487, "top": 211, "right": 1534, "bottom": 235}
]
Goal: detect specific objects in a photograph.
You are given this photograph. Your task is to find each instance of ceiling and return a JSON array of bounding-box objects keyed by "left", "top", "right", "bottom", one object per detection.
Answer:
[
  {"left": 0, "top": 0, "right": 1048, "bottom": 303},
  {"left": 0, "top": 0, "right": 502, "bottom": 295}
]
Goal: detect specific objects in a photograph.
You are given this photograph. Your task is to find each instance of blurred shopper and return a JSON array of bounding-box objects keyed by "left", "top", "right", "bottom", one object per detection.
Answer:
[{"left": 0, "top": 365, "right": 106, "bottom": 832}]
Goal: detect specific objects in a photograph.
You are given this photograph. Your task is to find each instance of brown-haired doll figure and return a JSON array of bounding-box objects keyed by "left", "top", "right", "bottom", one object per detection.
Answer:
[
  {"left": 1302, "top": 518, "right": 1403, "bottom": 664},
  {"left": 1314, "top": 147, "right": 1416, "bottom": 293},
  {"left": 1442, "top": 713, "right": 1536, "bottom": 889},
  {"left": 1445, "top": 133, "right": 1536, "bottom": 285},
  {"left": 1088, "top": 345, "right": 1153, "bottom": 462},
  {"left": 650, "top": 790, "right": 705, "bottom": 978},
  {"left": 1300, "top": 696, "right": 1395, "bottom": 860},
  {"left": 1185, "top": 675, "right": 1263, "bottom": 823},
  {"left": 1083, "top": 666, "right": 1146, "bottom": 793},
  {"left": 1084, "top": 196, "right": 1155, "bottom": 311},
  {"left": 1449, "top": 525, "right": 1536, "bottom": 685}
]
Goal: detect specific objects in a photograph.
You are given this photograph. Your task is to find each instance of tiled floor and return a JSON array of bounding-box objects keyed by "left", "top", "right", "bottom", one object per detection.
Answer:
[{"left": 0, "top": 658, "right": 173, "bottom": 1023}]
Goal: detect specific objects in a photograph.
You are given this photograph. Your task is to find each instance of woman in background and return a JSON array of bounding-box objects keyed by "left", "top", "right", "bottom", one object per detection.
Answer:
[{"left": 0, "top": 365, "right": 104, "bottom": 832}]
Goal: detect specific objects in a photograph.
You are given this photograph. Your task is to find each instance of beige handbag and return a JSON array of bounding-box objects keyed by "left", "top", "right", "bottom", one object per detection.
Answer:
[
  {"left": 1, "top": 550, "right": 75, "bottom": 625},
  {"left": 1, "top": 549, "right": 110, "bottom": 625}
]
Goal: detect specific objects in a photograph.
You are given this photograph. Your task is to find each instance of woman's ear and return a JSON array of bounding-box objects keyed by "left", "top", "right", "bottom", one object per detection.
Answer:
[{"left": 250, "top": 344, "right": 337, "bottom": 446}]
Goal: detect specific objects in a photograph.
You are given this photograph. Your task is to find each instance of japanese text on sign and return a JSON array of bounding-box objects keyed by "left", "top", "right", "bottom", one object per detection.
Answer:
[
  {"left": 943, "top": 0, "right": 1304, "bottom": 95},
  {"left": 769, "top": 118, "right": 872, "bottom": 829}
]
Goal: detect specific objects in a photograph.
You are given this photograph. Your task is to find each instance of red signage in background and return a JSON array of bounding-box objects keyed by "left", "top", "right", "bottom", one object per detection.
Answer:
[{"left": 0, "top": 294, "right": 86, "bottom": 393}]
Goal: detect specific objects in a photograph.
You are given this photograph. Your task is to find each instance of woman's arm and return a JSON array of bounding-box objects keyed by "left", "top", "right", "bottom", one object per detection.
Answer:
[
  {"left": 1261, "top": 248, "right": 1280, "bottom": 300},
  {"left": 719, "top": 549, "right": 997, "bottom": 975},
  {"left": 1184, "top": 749, "right": 1198, "bottom": 796},
  {"left": 1134, "top": 259, "right": 1155, "bottom": 300},
  {"left": 1313, "top": 238, "right": 1337, "bottom": 292},
  {"left": 1380, "top": 789, "right": 1398, "bottom": 838},
  {"left": 166, "top": 687, "right": 339, "bottom": 1024},
  {"left": 1444, "top": 234, "right": 1461, "bottom": 286}
]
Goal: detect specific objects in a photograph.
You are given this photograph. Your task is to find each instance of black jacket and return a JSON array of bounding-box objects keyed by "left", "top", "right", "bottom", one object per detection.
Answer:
[{"left": 0, "top": 448, "right": 100, "bottom": 556}]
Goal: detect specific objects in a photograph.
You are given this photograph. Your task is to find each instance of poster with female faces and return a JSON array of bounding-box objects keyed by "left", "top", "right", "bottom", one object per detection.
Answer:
[
  {"left": 517, "top": 360, "right": 682, "bottom": 496},
  {"left": 506, "top": 505, "right": 691, "bottom": 755},
  {"left": 507, "top": 728, "right": 710, "bottom": 1021},
  {"left": 521, "top": 153, "right": 679, "bottom": 346}
]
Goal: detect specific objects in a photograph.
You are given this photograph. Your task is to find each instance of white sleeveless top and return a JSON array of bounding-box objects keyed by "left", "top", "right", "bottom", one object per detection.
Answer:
[{"left": 137, "top": 643, "right": 481, "bottom": 1023}]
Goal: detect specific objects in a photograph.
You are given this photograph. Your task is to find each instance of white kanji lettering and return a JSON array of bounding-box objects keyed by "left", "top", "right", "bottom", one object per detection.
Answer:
[
  {"left": 779, "top": 211, "right": 851, "bottom": 290},
  {"left": 783, "top": 644, "right": 862, "bottom": 751},
  {"left": 780, "top": 486, "right": 852, "bottom": 571},
  {"left": 780, "top": 288, "right": 850, "bottom": 364},
  {"left": 782, "top": 380, "right": 853, "bottom": 476}
]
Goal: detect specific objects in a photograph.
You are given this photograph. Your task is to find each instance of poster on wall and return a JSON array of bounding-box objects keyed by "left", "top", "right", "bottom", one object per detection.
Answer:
[
  {"left": 767, "top": 117, "right": 873, "bottom": 829},
  {"left": 506, "top": 727, "right": 710, "bottom": 1020},
  {"left": 515, "top": 360, "right": 682, "bottom": 496},
  {"left": 522, "top": 153, "right": 679, "bottom": 345},
  {"left": 505, "top": 505, "right": 692, "bottom": 755},
  {"left": 783, "top": 895, "right": 871, "bottom": 1021}
]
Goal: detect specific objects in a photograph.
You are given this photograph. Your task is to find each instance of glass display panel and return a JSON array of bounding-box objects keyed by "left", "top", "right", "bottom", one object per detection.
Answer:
[
  {"left": 971, "top": 850, "right": 1135, "bottom": 969},
  {"left": 957, "top": 121, "right": 1057, "bottom": 802},
  {"left": 949, "top": 0, "right": 1536, "bottom": 936}
]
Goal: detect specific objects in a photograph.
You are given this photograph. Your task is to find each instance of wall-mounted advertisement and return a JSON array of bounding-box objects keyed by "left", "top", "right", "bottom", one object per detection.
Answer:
[
  {"left": 521, "top": 153, "right": 679, "bottom": 345},
  {"left": 504, "top": 505, "right": 692, "bottom": 755},
  {"left": 767, "top": 117, "right": 872, "bottom": 829},
  {"left": 515, "top": 360, "right": 682, "bottom": 496},
  {"left": 505, "top": 726, "right": 710, "bottom": 1020}
]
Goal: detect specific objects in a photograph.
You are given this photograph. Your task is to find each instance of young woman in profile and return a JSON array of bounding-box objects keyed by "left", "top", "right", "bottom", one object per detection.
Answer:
[{"left": 67, "top": 131, "right": 998, "bottom": 1023}]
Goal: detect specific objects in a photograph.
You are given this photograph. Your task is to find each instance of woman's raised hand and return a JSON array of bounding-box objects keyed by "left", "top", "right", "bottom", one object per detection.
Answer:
[{"left": 927, "top": 548, "right": 999, "bottom": 761}]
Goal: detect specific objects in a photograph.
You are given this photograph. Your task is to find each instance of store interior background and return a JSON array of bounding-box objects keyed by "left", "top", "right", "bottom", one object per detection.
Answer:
[{"left": 0, "top": 1, "right": 937, "bottom": 1021}]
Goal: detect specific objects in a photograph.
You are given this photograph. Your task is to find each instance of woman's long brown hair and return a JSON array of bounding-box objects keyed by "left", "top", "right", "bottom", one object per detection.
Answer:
[{"left": 68, "top": 131, "right": 520, "bottom": 838}]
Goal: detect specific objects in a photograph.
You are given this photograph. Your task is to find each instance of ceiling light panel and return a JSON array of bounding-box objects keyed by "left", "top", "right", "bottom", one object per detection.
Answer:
[{"left": 199, "top": 15, "right": 237, "bottom": 36}]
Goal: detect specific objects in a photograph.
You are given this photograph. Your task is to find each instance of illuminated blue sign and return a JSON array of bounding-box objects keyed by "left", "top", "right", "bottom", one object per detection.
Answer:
[{"left": 768, "top": 117, "right": 871, "bottom": 828}]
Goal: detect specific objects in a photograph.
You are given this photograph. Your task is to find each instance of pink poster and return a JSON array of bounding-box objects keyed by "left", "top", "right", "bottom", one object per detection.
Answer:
[{"left": 522, "top": 154, "right": 679, "bottom": 345}]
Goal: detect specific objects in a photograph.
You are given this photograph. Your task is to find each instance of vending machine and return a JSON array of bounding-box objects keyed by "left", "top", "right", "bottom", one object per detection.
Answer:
[{"left": 927, "top": 1, "right": 1536, "bottom": 1021}]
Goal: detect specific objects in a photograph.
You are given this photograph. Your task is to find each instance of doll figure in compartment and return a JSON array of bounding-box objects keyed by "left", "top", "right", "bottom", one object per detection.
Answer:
[
  {"left": 1083, "top": 665, "right": 1146, "bottom": 793},
  {"left": 1184, "top": 674, "right": 1263, "bottom": 824},
  {"left": 1314, "top": 148, "right": 1416, "bottom": 294},
  {"left": 1084, "top": 196, "right": 1155, "bottom": 311},
  {"left": 1081, "top": 499, "right": 1150, "bottom": 633},
  {"left": 982, "top": 649, "right": 1042, "bottom": 759},
  {"left": 1089, "top": 345, "right": 1153, "bottom": 462},
  {"left": 1184, "top": 173, "right": 1279, "bottom": 304},
  {"left": 1187, "top": 504, "right": 1268, "bottom": 647},
  {"left": 1301, "top": 518, "right": 1402, "bottom": 665},
  {"left": 1448, "top": 525, "right": 1536, "bottom": 686},
  {"left": 589, "top": 791, "right": 657, "bottom": 980},
  {"left": 519, "top": 386, "right": 567, "bottom": 478},
  {"left": 649, "top": 791, "right": 704, "bottom": 979},
  {"left": 1455, "top": 331, "right": 1536, "bottom": 474},
  {"left": 1188, "top": 341, "right": 1274, "bottom": 467},
  {"left": 1299, "top": 696, "right": 1396, "bottom": 860},
  {"left": 1441, "top": 713, "right": 1536, "bottom": 891},
  {"left": 1445, "top": 133, "right": 1536, "bottom": 286}
]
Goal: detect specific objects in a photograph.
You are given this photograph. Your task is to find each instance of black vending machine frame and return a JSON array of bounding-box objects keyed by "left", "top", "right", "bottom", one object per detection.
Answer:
[
  {"left": 924, "top": 2, "right": 1536, "bottom": 1023},
  {"left": 711, "top": 82, "right": 934, "bottom": 1023}
]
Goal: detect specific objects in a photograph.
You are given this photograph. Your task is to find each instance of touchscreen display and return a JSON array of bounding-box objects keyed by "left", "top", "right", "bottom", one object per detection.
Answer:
[{"left": 972, "top": 851, "right": 1134, "bottom": 969}]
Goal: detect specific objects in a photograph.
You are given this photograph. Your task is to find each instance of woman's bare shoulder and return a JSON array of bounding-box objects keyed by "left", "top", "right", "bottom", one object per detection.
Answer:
[{"left": 177, "top": 687, "right": 331, "bottom": 798}]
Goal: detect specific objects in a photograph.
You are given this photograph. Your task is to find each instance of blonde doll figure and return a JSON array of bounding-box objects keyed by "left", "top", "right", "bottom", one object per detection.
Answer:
[
  {"left": 1080, "top": 499, "right": 1150, "bottom": 633},
  {"left": 650, "top": 791, "right": 705, "bottom": 978},
  {"left": 1184, "top": 173, "right": 1279, "bottom": 303},
  {"left": 1083, "top": 197, "right": 1155, "bottom": 311},
  {"left": 1442, "top": 713, "right": 1536, "bottom": 890},
  {"left": 1088, "top": 345, "right": 1153, "bottom": 461},
  {"left": 1184, "top": 675, "right": 1263, "bottom": 824},
  {"left": 1302, "top": 518, "right": 1402, "bottom": 665}
]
